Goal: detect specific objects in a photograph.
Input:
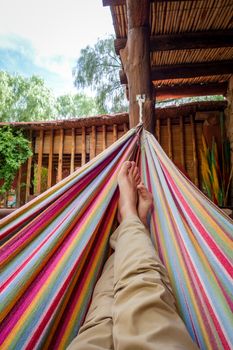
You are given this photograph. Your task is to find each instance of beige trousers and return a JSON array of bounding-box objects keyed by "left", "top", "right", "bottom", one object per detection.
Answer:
[{"left": 67, "top": 215, "right": 198, "bottom": 350}]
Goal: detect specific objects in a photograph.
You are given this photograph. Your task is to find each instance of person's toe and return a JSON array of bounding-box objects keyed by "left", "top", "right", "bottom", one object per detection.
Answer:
[
  {"left": 133, "top": 166, "right": 139, "bottom": 177},
  {"left": 128, "top": 162, "right": 135, "bottom": 178},
  {"left": 119, "top": 161, "right": 131, "bottom": 177},
  {"left": 133, "top": 171, "right": 139, "bottom": 182},
  {"left": 137, "top": 182, "right": 144, "bottom": 190}
]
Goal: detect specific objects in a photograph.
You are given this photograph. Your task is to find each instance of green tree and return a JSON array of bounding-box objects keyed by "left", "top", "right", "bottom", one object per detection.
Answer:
[
  {"left": 56, "top": 93, "right": 98, "bottom": 118},
  {"left": 0, "top": 126, "right": 32, "bottom": 195},
  {"left": 0, "top": 71, "right": 57, "bottom": 122},
  {"left": 73, "top": 35, "right": 128, "bottom": 114}
]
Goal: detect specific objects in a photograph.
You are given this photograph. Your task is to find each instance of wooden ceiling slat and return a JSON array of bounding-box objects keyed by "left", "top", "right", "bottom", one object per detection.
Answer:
[
  {"left": 151, "top": 60, "right": 233, "bottom": 81},
  {"left": 115, "top": 30, "right": 233, "bottom": 54},
  {"left": 155, "top": 82, "right": 228, "bottom": 100},
  {"left": 103, "top": 0, "right": 194, "bottom": 6},
  {"left": 107, "top": 0, "right": 233, "bottom": 88},
  {"left": 151, "top": 47, "right": 233, "bottom": 66},
  {"left": 154, "top": 74, "right": 232, "bottom": 87},
  {"left": 120, "top": 60, "right": 233, "bottom": 84}
]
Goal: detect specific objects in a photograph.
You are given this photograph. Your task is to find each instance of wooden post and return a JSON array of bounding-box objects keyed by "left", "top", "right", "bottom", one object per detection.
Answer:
[
  {"left": 120, "top": 0, "right": 154, "bottom": 132},
  {"left": 102, "top": 125, "right": 107, "bottom": 150},
  {"left": 123, "top": 122, "right": 128, "bottom": 133},
  {"left": 70, "top": 128, "right": 75, "bottom": 174},
  {"left": 113, "top": 124, "right": 118, "bottom": 142},
  {"left": 57, "top": 129, "right": 64, "bottom": 183},
  {"left": 179, "top": 115, "right": 185, "bottom": 168},
  {"left": 25, "top": 130, "right": 33, "bottom": 202},
  {"left": 167, "top": 118, "right": 172, "bottom": 159},
  {"left": 16, "top": 166, "right": 22, "bottom": 207},
  {"left": 47, "top": 130, "right": 54, "bottom": 189},
  {"left": 156, "top": 118, "right": 160, "bottom": 143},
  {"left": 81, "top": 127, "right": 86, "bottom": 166},
  {"left": 190, "top": 115, "right": 199, "bottom": 187},
  {"left": 90, "top": 126, "right": 96, "bottom": 159},
  {"left": 36, "top": 130, "right": 44, "bottom": 194}
]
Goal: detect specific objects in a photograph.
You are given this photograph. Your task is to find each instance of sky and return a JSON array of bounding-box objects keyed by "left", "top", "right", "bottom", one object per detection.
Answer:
[{"left": 0, "top": 0, "right": 114, "bottom": 96}]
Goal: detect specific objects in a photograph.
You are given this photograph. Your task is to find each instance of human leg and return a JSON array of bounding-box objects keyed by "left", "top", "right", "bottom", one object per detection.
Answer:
[
  {"left": 67, "top": 254, "right": 114, "bottom": 350},
  {"left": 110, "top": 164, "right": 198, "bottom": 350}
]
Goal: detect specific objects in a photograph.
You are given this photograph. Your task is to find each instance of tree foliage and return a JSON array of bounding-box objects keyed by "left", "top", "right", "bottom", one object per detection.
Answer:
[
  {"left": 0, "top": 71, "right": 102, "bottom": 121},
  {"left": 56, "top": 93, "right": 98, "bottom": 118},
  {"left": 0, "top": 126, "right": 32, "bottom": 194},
  {"left": 0, "top": 71, "right": 57, "bottom": 122},
  {"left": 73, "top": 35, "right": 128, "bottom": 114}
]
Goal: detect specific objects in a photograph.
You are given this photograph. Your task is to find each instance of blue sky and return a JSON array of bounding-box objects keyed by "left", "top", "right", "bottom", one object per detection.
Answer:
[{"left": 0, "top": 0, "right": 114, "bottom": 96}]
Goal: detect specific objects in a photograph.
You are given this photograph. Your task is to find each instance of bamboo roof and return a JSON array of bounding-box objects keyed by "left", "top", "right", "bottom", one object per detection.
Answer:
[{"left": 104, "top": 0, "right": 233, "bottom": 95}]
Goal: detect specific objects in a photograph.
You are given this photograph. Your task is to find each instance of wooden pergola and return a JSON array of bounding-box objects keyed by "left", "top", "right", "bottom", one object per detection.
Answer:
[{"left": 103, "top": 0, "right": 233, "bottom": 132}]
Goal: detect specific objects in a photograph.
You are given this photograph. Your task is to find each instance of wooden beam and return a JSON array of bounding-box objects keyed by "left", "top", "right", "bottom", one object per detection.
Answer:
[
  {"left": 25, "top": 130, "right": 33, "bottom": 202},
  {"left": 113, "top": 124, "right": 118, "bottom": 142},
  {"left": 57, "top": 129, "right": 64, "bottom": 183},
  {"left": 123, "top": 122, "right": 128, "bottom": 133},
  {"left": 156, "top": 118, "right": 160, "bottom": 143},
  {"left": 103, "top": 0, "right": 193, "bottom": 5},
  {"left": 155, "top": 100, "right": 226, "bottom": 120},
  {"left": 47, "top": 130, "right": 54, "bottom": 189},
  {"left": 70, "top": 128, "right": 75, "bottom": 174},
  {"left": 16, "top": 166, "right": 22, "bottom": 207},
  {"left": 167, "top": 118, "right": 172, "bottom": 159},
  {"left": 153, "top": 60, "right": 233, "bottom": 81},
  {"left": 102, "top": 125, "right": 107, "bottom": 150},
  {"left": 190, "top": 115, "right": 199, "bottom": 187},
  {"left": 120, "top": 60, "right": 233, "bottom": 84},
  {"left": 155, "top": 82, "right": 228, "bottom": 100},
  {"left": 90, "top": 126, "right": 96, "bottom": 159},
  {"left": 115, "top": 30, "right": 233, "bottom": 55},
  {"left": 81, "top": 127, "right": 86, "bottom": 166},
  {"left": 179, "top": 116, "right": 185, "bottom": 169},
  {"left": 36, "top": 130, "right": 44, "bottom": 195}
]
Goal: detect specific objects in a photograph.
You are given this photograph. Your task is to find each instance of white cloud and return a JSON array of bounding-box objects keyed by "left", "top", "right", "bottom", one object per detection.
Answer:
[
  {"left": 0, "top": 0, "right": 115, "bottom": 96},
  {"left": 0, "top": 0, "right": 114, "bottom": 57}
]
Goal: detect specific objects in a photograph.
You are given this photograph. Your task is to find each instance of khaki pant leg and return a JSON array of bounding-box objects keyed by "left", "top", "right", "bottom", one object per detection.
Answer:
[
  {"left": 110, "top": 215, "right": 198, "bottom": 350},
  {"left": 67, "top": 254, "right": 114, "bottom": 350}
]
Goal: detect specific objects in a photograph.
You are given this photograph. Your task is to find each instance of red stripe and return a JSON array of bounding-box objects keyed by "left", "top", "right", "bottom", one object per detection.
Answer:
[{"left": 162, "top": 163, "right": 233, "bottom": 278}]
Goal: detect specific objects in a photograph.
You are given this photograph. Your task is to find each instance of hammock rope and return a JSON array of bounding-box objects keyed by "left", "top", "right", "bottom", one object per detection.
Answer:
[{"left": 0, "top": 126, "right": 232, "bottom": 350}]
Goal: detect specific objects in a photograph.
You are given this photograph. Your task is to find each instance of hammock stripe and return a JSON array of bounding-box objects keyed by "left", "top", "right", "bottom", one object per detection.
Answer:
[
  {"left": 0, "top": 126, "right": 232, "bottom": 350},
  {"left": 141, "top": 130, "right": 233, "bottom": 350}
]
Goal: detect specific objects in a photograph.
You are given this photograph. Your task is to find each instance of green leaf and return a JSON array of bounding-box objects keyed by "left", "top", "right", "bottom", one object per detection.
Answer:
[
  {"left": 0, "top": 126, "right": 32, "bottom": 194},
  {"left": 73, "top": 35, "right": 128, "bottom": 113}
]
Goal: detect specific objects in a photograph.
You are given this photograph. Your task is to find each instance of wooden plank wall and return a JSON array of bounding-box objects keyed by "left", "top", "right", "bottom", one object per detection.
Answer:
[
  {"left": 156, "top": 115, "right": 201, "bottom": 186},
  {"left": 21, "top": 123, "right": 128, "bottom": 204},
  {"left": 9, "top": 116, "right": 206, "bottom": 207}
]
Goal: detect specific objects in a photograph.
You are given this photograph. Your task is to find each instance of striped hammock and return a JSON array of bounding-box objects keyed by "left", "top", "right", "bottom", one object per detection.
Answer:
[{"left": 0, "top": 126, "right": 232, "bottom": 350}]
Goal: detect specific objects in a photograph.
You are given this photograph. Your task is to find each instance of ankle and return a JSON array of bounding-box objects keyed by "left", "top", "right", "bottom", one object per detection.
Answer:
[
  {"left": 120, "top": 205, "right": 138, "bottom": 221},
  {"left": 139, "top": 211, "right": 151, "bottom": 228}
]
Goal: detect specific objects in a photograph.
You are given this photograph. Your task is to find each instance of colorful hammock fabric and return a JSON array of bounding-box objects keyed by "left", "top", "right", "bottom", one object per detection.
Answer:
[{"left": 0, "top": 125, "right": 232, "bottom": 350}]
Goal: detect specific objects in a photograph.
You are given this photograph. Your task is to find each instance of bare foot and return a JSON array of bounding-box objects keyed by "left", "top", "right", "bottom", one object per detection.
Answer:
[
  {"left": 137, "top": 183, "right": 153, "bottom": 228},
  {"left": 118, "top": 161, "right": 141, "bottom": 222}
]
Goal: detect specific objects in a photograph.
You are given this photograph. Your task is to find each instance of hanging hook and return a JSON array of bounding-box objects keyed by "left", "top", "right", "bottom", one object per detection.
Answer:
[{"left": 136, "top": 94, "right": 145, "bottom": 124}]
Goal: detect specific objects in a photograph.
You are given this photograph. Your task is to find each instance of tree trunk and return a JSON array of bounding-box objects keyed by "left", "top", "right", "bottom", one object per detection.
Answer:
[{"left": 120, "top": 0, "right": 154, "bottom": 132}]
